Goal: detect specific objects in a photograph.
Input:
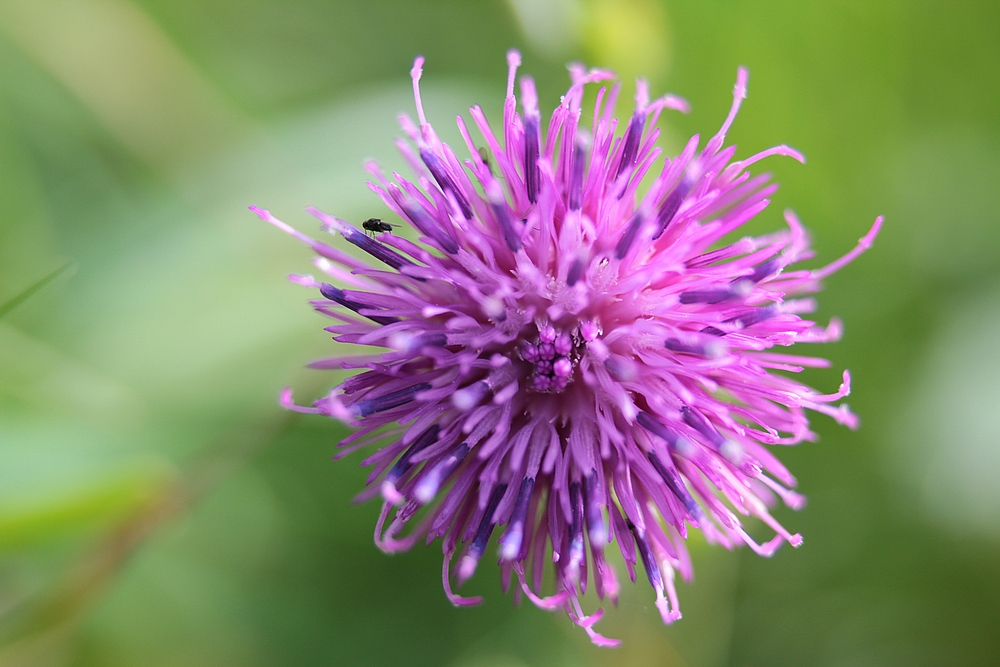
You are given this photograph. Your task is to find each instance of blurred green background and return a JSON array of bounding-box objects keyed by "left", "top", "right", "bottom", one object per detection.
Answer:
[{"left": 1, "top": 0, "right": 998, "bottom": 665}]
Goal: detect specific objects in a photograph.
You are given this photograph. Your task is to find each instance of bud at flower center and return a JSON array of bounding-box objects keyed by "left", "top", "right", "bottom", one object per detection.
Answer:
[{"left": 520, "top": 323, "right": 581, "bottom": 393}]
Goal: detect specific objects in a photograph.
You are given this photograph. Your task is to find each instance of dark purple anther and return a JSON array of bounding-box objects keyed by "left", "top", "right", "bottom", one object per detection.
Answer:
[
  {"left": 490, "top": 199, "right": 522, "bottom": 253},
  {"left": 456, "top": 482, "right": 508, "bottom": 583},
  {"left": 344, "top": 225, "right": 415, "bottom": 271},
  {"left": 616, "top": 112, "right": 646, "bottom": 180},
  {"left": 700, "top": 325, "right": 726, "bottom": 336},
  {"left": 647, "top": 451, "right": 701, "bottom": 518},
  {"left": 524, "top": 115, "right": 540, "bottom": 203},
  {"left": 652, "top": 178, "right": 693, "bottom": 240},
  {"left": 352, "top": 381, "right": 432, "bottom": 417},
  {"left": 663, "top": 338, "right": 705, "bottom": 356},
  {"left": 414, "top": 442, "right": 470, "bottom": 504},
  {"left": 568, "top": 141, "right": 586, "bottom": 211},
  {"left": 749, "top": 258, "right": 781, "bottom": 283},
  {"left": 339, "top": 223, "right": 416, "bottom": 271},
  {"left": 567, "top": 481, "right": 585, "bottom": 573},
  {"left": 453, "top": 380, "right": 490, "bottom": 411},
  {"left": 499, "top": 476, "right": 536, "bottom": 560},
  {"left": 319, "top": 283, "right": 400, "bottom": 325},
  {"left": 583, "top": 469, "right": 607, "bottom": 547},
  {"left": 605, "top": 356, "right": 635, "bottom": 382},
  {"left": 421, "top": 147, "right": 473, "bottom": 219},
  {"left": 472, "top": 483, "right": 508, "bottom": 551},
  {"left": 728, "top": 305, "right": 777, "bottom": 328},
  {"left": 614, "top": 211, "right": 646, "bottom": 259},
  {"left": 665, "top": 338, "right": 706, "bottom": 355},
  {"left": 636, "top": 411, "right": 681, "bottom": 448},
  {"left": 679, "top": 288, "right": 735, "bottom": 305},
  {"left": 567, "top": 256, "right": 585, "bottom": 286},
  {"left": 627, "top": 520, "right": 664, "bottom": 590},
  {"left": 385, "top": 424, "right": 441, "bottom": 484},
  {"left": 407, "top": 332, "right": 449, "bottom": 351},
  {"left": 305, "top": 208, "right": 420, "bottom": 275},
  {"left": 401, "top": 202, "right": 459, "bottom": 254},
  {"left": 680, "top": 406, "right": 725, "bottom": 448}
]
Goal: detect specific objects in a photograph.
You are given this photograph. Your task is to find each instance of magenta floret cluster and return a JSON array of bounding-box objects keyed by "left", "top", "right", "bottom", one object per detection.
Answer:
[{"left": 254, "top": 51, "right": 880, "bottom": 646}]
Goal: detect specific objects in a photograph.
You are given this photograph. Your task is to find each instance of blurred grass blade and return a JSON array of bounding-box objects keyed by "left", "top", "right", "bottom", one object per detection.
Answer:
[{"left": 0, "top": 262, "right": 75, "bottom": 320}]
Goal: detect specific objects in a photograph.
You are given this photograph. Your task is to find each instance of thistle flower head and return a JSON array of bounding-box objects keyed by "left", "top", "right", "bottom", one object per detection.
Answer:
[{"left": 253, "top": 51, "right": 881, "bottom": 646}]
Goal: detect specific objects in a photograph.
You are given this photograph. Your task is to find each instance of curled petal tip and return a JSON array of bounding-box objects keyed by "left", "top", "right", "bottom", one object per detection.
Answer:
[
  {"left": 411, "top": 55, "right": 424, "bottom": 77},
  {"left": 663, "top": 94, "right": 691, "bottom": 114},
  {"left": 587, "top": 632, "right": 621, "bottom": 648},
  {"left": 525, "top": 588, "right": 570, "bottom": 610},
  {"left": 448, "top": 594, "right": 483, "bottom": 608},
  {"left": 657, "top": 603, "right": 682, "bottom": 624},
  {"left": 840, "top": 370, "right": 852, "bottom": 396},
  {"left": 635, "top": 78, "right": 650, "bottom": 110},
  {"left": 443, "top": 552, "right": 484, "bottom": 606},
  {"left": 279, "top": 387, "right": 321, "bottom": 414},
  {"left": 736, "top": 66, "right": 749, "bottom": 98},
  {"left": 776, "top": 144, "right": 807, "bottom": 163},
  {"left": 863, "top": 215, "right": 884, "bottom": 247},
  {"left": 576, "top": 607, "right": 604, "bottom": 627}
]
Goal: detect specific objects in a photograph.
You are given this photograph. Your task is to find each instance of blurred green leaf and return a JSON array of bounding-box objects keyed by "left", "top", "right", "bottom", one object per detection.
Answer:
[{"left": 0, "top": 463, "right": 171, "bottom": 553}]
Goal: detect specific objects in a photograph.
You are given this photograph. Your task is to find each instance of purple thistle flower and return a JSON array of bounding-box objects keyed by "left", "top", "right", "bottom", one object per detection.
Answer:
[{"left": 253, "top": 51, "right": 881, "bottom": 646}]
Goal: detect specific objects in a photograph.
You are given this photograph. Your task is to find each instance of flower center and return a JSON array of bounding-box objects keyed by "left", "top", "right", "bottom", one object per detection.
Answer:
[{"left": 520, "top": 324, "right": 580, "bottom": 393}]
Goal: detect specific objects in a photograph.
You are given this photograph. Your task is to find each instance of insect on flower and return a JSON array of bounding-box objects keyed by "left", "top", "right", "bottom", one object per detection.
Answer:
[
  {"left": 362, "top": 217, "right": 397, "bottom": 237},
  {"left": 252, "top": 51, "right": 881, "bottom": 646}
]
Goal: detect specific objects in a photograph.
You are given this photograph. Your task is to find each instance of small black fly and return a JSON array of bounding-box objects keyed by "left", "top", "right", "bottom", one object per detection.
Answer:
[
  {"left": 362, "top": 218, "right": 396, "bottom": 237},
  {"left": 478, "top": 147, "right": 492, "bottom": 175}
]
